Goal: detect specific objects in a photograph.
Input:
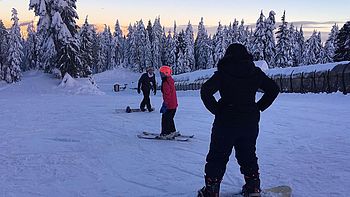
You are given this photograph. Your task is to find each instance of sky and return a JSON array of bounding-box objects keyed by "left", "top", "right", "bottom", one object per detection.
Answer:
[{"left": 0, "top": 0, "right": 349, "bottom": 38}]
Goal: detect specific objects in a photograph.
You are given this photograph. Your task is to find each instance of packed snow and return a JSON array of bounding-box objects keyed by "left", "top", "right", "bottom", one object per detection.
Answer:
[{"left": 0, "top": 69, "right": 349, "bottom": 197}]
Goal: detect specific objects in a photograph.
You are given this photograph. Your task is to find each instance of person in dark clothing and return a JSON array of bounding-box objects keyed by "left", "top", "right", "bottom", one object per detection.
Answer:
[
  {"left": 138, "top": 67, "right": 157, "bottom": 112},
  {"left": 159, "top": 65, "right": 178, "bottom": 139},
  {"left": 198, "top": 43, "right": 280, "bottom": 197}
]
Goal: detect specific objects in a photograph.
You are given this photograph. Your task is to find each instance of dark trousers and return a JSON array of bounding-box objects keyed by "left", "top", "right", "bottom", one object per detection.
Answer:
[
  {"left": 140, "top": 90, "right": 152, "bottom": 110},
  {"left": 161, "top": 109, "right": 177, "bottom": 135},
  {"left": 205, "top": 122, "right": 259, "bottom": 179}
]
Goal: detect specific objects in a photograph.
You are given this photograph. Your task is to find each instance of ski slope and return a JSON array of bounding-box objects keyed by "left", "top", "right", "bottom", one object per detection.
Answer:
[{"left": 0, "top": 69, "right": 349, "bottom": 197}]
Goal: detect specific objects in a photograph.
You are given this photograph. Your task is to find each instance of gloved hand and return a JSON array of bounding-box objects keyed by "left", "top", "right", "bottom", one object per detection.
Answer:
[
  {"left": 137, "top": 89, "right": 141, "bottom": 94},
  {"left": 153, "top": 90, "right": 156, "bottom": 95},
  {"left": 160, "top": 103, "right": 167, "bottom": 114}
]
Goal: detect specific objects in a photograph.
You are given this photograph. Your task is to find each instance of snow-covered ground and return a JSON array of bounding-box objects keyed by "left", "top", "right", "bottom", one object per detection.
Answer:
[{"left": 0, "top": 69, "right": 349, "bottom": 197}]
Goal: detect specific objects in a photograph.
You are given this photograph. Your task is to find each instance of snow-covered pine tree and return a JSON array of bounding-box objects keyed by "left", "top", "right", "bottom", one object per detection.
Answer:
[
  {"left": 231, "top": 19, "right": 239, "bottom": 43},
  {"left": 275, "top": 11, "right": 293, "bottom": 68},
  {"left": 97, "top": 25, "right": 114, "bottom": 72},
  {"left": 52, "top": 12, "right": 80, "bottom": 78},
  {"left": 151, "top": 17, "right": 163, "bottom": 68},
  {"left": 0, "top": 20, "right": 9, "bottom": 80},
  {"left": 264, "top": 11, "right": 276, "bottom": 68},
  {"left": 79, "top": 16, "right": 94, "bottom": 77},
  {"left": 59, "top": 0, "right": 79, "bottom": 36},
  {"left": 288, "top": 23, "right": 297, "bottom": 66},
  {"left": 184, "top": 21, "right": 195, "bottom": 71},
  {"left": 302, "top": 31, "right": 323, "bottom": 65},
  {"left": 206, "top": 35, "right": 215, "bottom": 69},
  {"left": 30, "top": 0, "right": 82, "bottom": 78},
  {"left": 90, "top": 25, "right": 99, "bottom": 73},
  {"left": 195, "top": 17, "right": 210, "bottom": 70},
  {"left": 5, "top": 8, "right": 23, "bottom": 83},
  {"left": 177, "top": 30, "right": 191, "bottom": 73},
  {"left": 23, "top": 22, "right": 39, "bottom": 71},
  {"left": 324, "top": 24, "right": 339, "bottom": 62},
  {"left": 161, "top": 27, "right": 168, "bottom": 66},
  {"left": 114, "top": 20, "right": 124, "bottom": 66},
  {"left": 252, "top": 10, "right": 266, "bottom": 61},
  {"left": 164, "top": 30, "right": 176, "bottom": 69},
  {"left": 174, "top": 49, "right": 185, "bottom": 75},
  {"left": 213, "top": 22, "right": 226, "bottom": 67},
  {"left": 146, "top": 20, "right": 153, "bottom": 44},
  {"left": 246, "top": 27, "right": 255, "bottom": 54},
  {"left": 134, "top": 20, "right": 152, "bottom": 72},
  {"left": 294, "top": 26, "right": 305, "bottom": 66},
  {"left": 334, "top": 21, "right": 350, "bottom": 62},
  {"left": 237, "top": 19, "right": 248, "bottom": 46},
  {"left": 173, "top": 21, "right": 179, "bottom": 62}
]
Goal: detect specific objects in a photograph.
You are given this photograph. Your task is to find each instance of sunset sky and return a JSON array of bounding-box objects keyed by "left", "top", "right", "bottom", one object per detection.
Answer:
[{"left": 0, "top": 0, "right": 349, "bottom": 38}]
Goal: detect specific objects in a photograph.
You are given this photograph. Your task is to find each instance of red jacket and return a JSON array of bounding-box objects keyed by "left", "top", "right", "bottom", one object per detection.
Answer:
[{"left": 161, "top": 76, "right": 178, "bottom": 109}]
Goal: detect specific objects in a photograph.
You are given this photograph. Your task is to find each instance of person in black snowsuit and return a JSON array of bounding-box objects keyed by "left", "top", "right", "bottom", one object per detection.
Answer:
[
  {"left": 198, "top": 43, "right": 280, "bottom": 197},
  {"left": 138, "top": 67, "right": 157, "bottom": 112}
]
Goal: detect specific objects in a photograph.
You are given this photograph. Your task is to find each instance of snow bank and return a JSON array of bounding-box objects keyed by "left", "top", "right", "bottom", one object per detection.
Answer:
[
  {"left": 57, "top": 73, "right": 105, "bottom": 95},
  {"left": 266, "top": 61, "right": 350, "bottom": 76},
  {"left": 173, "top": 60, "right": 269, "bottom": 83}
]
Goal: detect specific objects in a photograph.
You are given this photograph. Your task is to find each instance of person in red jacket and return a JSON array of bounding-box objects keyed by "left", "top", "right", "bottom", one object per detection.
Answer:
[{"left": 159, "top": 66, "right": 178, "bottom": 139}]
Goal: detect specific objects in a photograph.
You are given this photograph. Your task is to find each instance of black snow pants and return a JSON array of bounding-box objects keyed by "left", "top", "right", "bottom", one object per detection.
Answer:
[
  {"left": 140, "top": 90, "right": 152, "bottom": 110},
  {"left": 161, "top": 109, "right": 177, "bottom": 135},
  {"left": 205, "top": 121, "right": 259, "bottom": 179}
]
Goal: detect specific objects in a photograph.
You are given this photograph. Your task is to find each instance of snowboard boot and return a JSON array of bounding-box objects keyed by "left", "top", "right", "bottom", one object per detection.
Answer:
[
  {"left": 198, "top": 176, "right": 221, "bottom": 197},
  {"left": 148, "top": 108, "right": 154, "bottom": 112},
  {"left": 241, "top": 173, "right": 261, "bottom": 197},
  {"left": 140, "top": 108, "right": 146, "bottom": 112}
]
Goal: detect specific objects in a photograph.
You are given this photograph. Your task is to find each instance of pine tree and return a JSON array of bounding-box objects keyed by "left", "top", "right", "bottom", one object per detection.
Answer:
[
  {"left": 294, "top": 26, "right": 305, "bottom": 66},
  {"left": 52, "top": 12, "right": 81, "bottom": 78},
  {"left": 288, "top": 23, "right": 297, "bottom": 66},
  {"left": 213, "top": 22, "right": 226, "bottom": 66},
  {"left": 23, "top": 22, "right": 39, "bottom": 71},
  {"left": 275, "top": 11, "right": 293, "bottom": 67},
  {"left": 231, "top": 19, "right": 239, "bottom": 43},
  {"left": 79, "top": 16, "right": 93, "bottom": 77},
  {"left": 324, "top": 24, "right": 339, "bottom": 62},
  {"left": 195, "top": 17, "right": 211, "bottom": 70},
  {"left": 334, "top": 21, "right": 350, "bottom": 62},
  {"left": 302, "top": 31, "right": 323, "bottom": 65},
  {"left": 114, "top": 20, "right": 124, "bottom": 66},
  {"left": 0, "top": 20, "right": 9, "bottom": 80},
  {"left": 164, "top": 30, "right": 176, "bottom": 68},
  {"left": 30, "top": 0, "right": 82, "bottom": 78},
  {"left": 252, "top": 11, "right": 266, "bottom": 61},
  {"left": 5, "top": 8, "right": 23, "bottom": 83},
  {"left": 264, "top": 11, "right": 276, "bottom": 68},
  {"left": 184, "top": 21, "right": 195, "bottom": 71},
  {"left": 237, "top": 20, "right": 249, "bottom": 46},
  {"left": 97, "top": 25, "right": 114, "bottom": 72},
  {"left": 151, "top": 17, "right": 163, "bottom": 68},
  {"left": 90, "top": 25, "right": 99, "bottom": 73}
]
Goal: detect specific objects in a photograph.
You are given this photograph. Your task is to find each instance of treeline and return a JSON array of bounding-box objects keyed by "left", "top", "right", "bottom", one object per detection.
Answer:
[{"left": 0, "top": 0, "right": 350, "bottom": 83}]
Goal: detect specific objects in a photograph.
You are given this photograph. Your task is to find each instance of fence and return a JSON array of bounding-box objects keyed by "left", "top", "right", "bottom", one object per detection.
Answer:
[{"left": 170, "top": 63, "right": 350, "bottom": 95}]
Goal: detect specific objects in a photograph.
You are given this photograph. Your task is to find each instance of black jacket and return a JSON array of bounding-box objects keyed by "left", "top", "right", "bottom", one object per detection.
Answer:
[
  {"left": 200, "top": 44, "right": 279, "bottom": 124},
  {"left": 138, "top": 73, "right": 157, "bottom": 93}
]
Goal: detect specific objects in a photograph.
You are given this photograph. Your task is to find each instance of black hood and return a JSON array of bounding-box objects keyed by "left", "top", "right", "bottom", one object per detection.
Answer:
[{"left": 217, "top": 43, "right": 256, "bottom": 77}]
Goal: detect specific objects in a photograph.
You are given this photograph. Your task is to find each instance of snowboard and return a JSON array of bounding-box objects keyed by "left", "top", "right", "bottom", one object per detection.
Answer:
[
  {"left": 126, "top": 106, "right": 155, "bottom": 113},
  {"left": 229, "top": 185, "right": 292, "bottom": 197},
  {"left": 137, "top": 131, "right": 194, "bottom": 142},
  {"left": 142, "top": 131, "right": 194, "bottom": 138}
]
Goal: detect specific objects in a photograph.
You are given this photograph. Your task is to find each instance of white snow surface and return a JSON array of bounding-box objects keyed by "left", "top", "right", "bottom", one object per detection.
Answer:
[{"left": 0, "top": 69, "right": 350, "bottom": 197}]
